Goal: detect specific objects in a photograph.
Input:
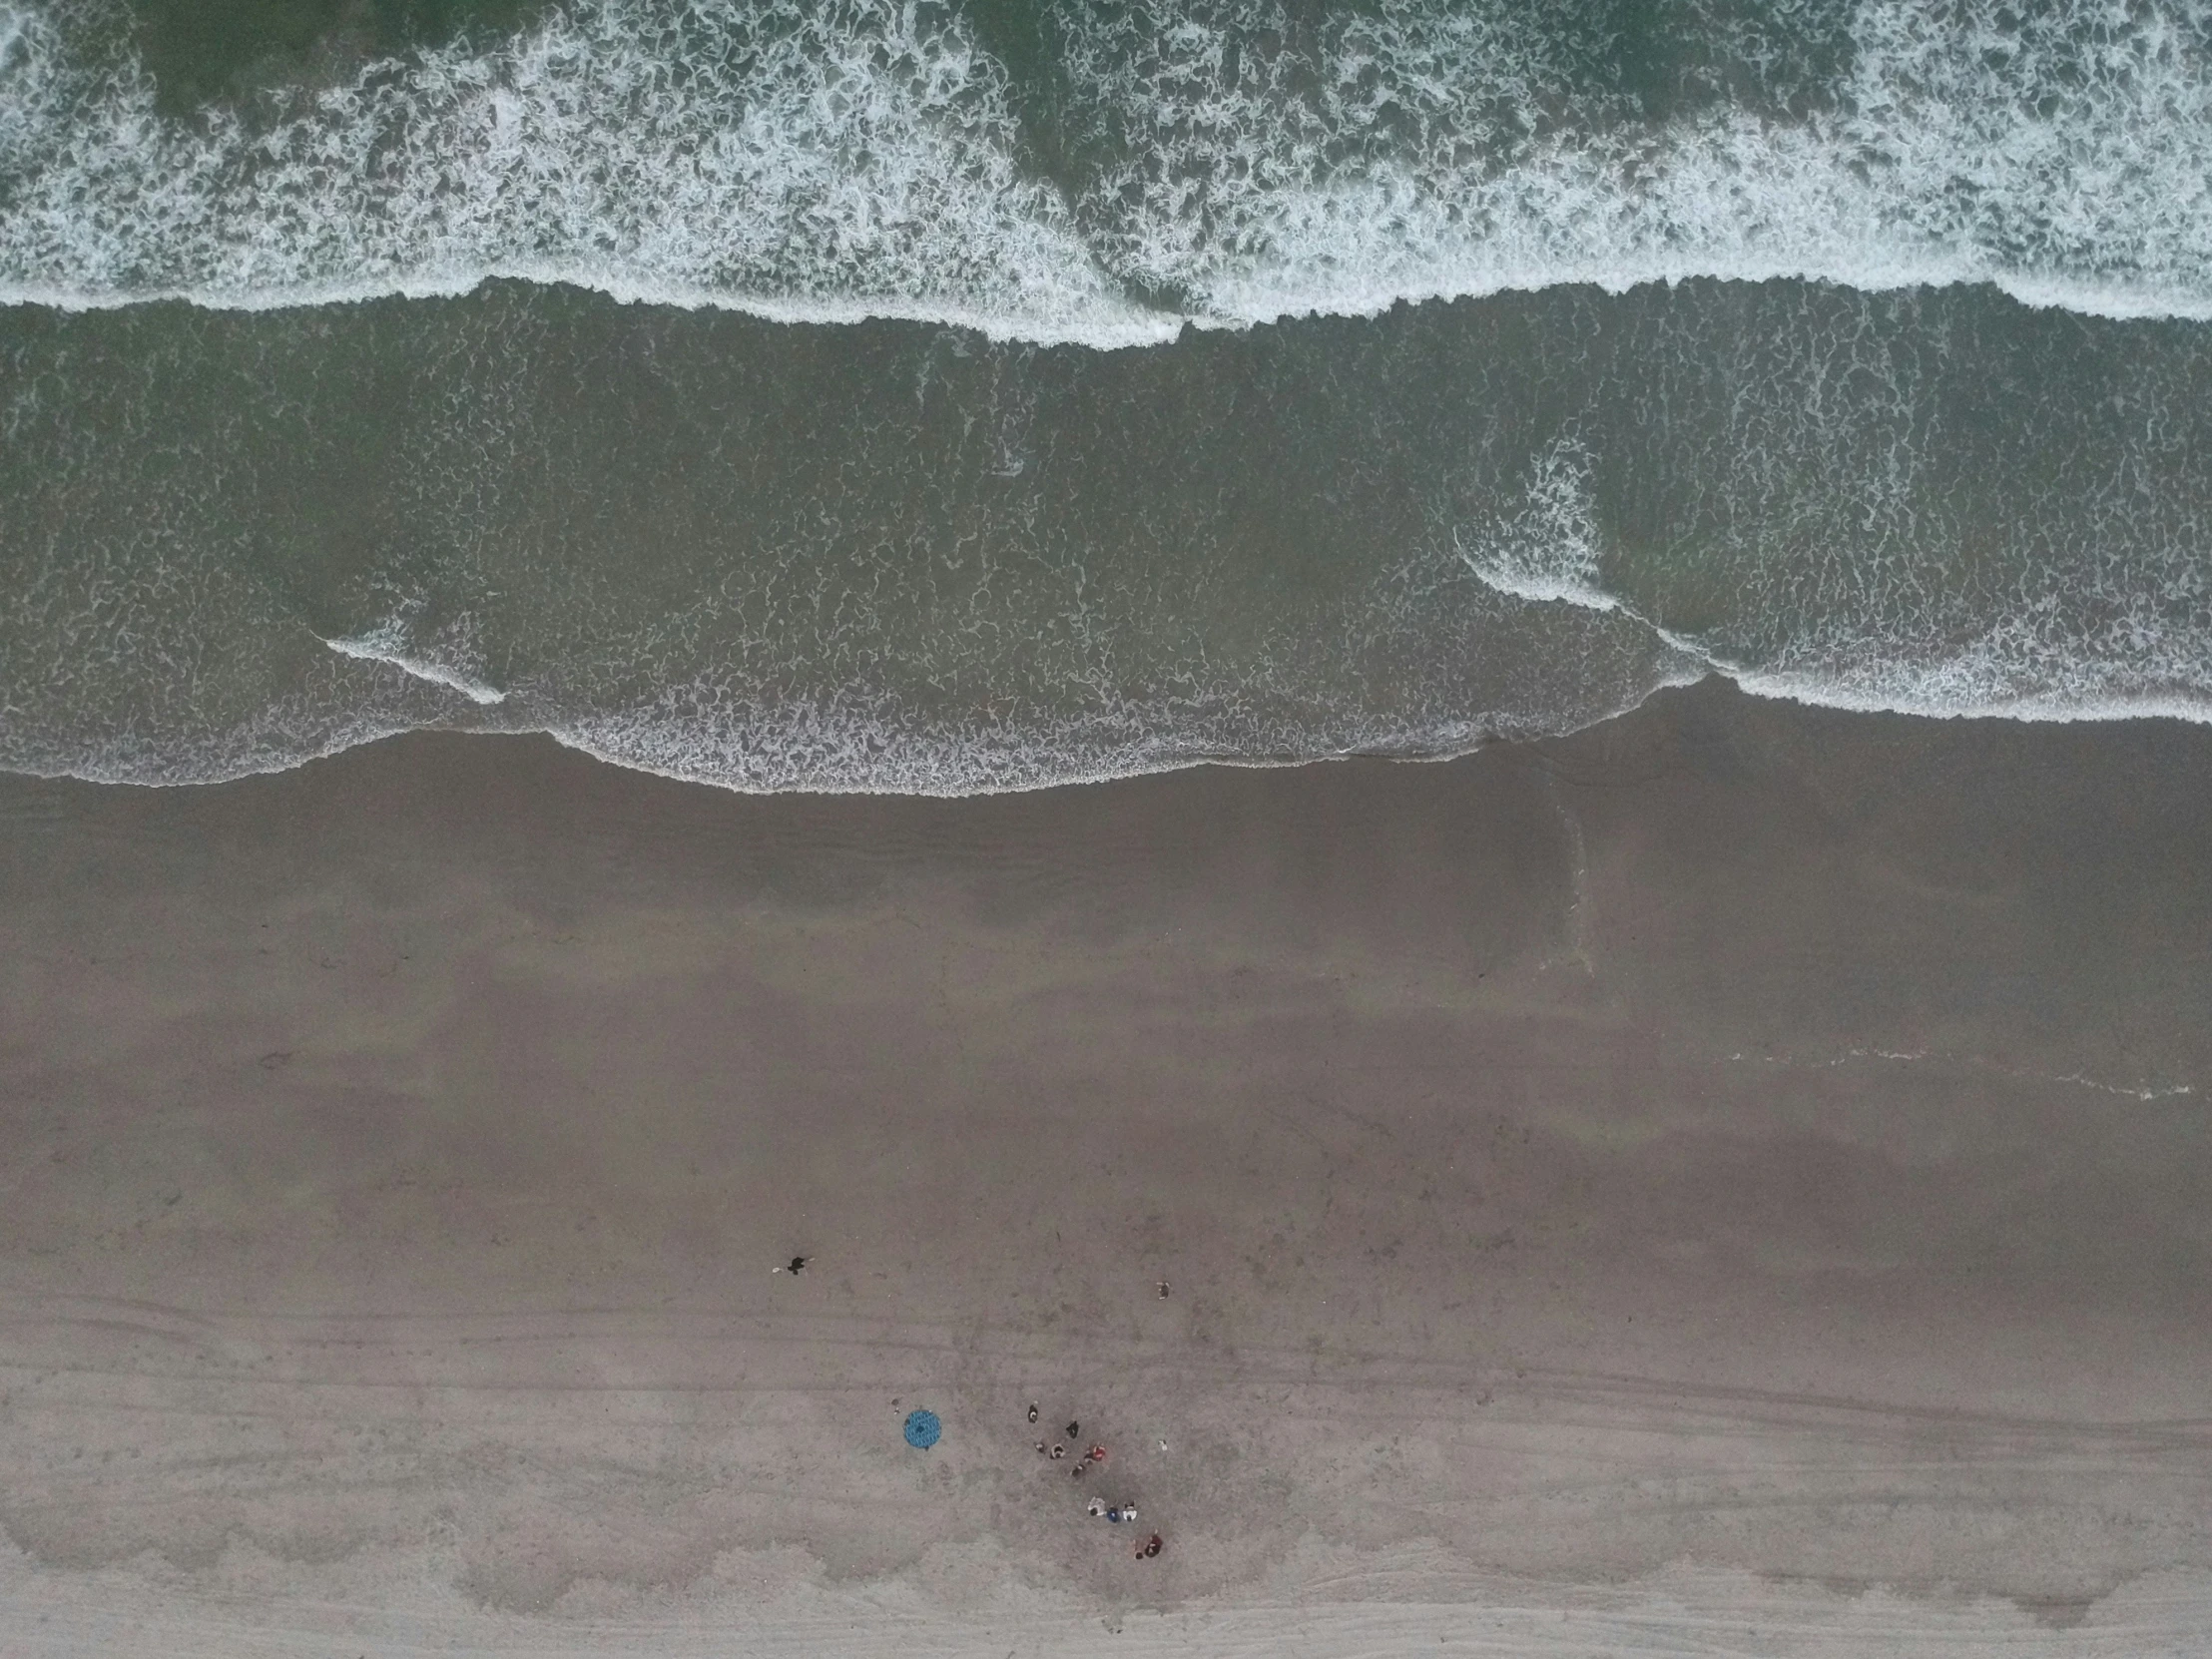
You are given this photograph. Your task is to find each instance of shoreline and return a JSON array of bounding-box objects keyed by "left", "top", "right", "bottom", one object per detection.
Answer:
[
  {"left": 4, "top": 678, "right": 2210, "bottom": 1653},
  {"left": 15, "top": 661, "right": 2212, "bottom": 801}
]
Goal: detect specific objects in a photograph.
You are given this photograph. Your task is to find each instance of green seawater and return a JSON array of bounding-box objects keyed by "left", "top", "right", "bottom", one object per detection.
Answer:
[
  {"left": 5, "top": 0, "right": 2211, "bottom": 789},
  {"left": 4, "top": 281, "right": 2208, "bottom": 791}
]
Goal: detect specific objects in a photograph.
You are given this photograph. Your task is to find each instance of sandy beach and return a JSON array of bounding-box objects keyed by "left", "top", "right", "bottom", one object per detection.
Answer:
[{"left": 4, "top": 679, "right": 2211, "bottom": 1655}]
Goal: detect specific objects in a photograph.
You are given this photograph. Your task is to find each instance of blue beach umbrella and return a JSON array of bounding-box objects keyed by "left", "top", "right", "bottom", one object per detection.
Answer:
[{"left": 902, "top": 1408, "right": 941, "bottom": 1449}]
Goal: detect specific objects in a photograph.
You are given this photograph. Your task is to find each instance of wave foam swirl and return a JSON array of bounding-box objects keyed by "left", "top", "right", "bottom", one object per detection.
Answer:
[{"left": 4, "top": 0, "right": 2212, "bottom": 338}]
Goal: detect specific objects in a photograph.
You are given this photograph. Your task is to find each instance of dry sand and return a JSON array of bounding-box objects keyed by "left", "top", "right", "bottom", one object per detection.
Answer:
[{"left": 3, "top": 679, "right": 2210, "bottom": 1655}]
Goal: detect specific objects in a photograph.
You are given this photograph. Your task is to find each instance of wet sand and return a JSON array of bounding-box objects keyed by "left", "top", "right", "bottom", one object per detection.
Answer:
[{"left": 3, "top": 679, "right": 2211, "bottom": 1655}]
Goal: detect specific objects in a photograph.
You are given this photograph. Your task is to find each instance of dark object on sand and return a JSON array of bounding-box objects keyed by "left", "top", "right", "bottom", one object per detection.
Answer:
[
  {"left": 1071, "top": 1461, "right": 1086, "bottom": 1478},
  {"left": 1140, "top": 1533, "right": 1163, "bottom": 1558},
  {"left": 1158, "top": 1281, "right": 1170, "bottom": 1298},
  {"left": 902, "top": 1409, "right": 941, "bottom": 1449},
  {"left": 788, "top": 1256, "right": 808, "bottom": 1274},
  {"left": 1027, "top": 1402, "right": 1039, "bottom": 1422},
  {"left": 1065, "top": 1420, "right": 1079, "bottom": 1439}
]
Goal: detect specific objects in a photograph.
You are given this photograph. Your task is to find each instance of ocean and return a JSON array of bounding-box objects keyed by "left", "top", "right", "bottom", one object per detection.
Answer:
[{"left": 4, "top": 0, "right": 2210, "bottom": 792}]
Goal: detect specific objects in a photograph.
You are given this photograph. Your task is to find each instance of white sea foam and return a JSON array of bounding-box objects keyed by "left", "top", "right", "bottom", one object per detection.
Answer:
[
  {"left": 1461, "top": 525, "right": 2212, "bottom": 726},
  {"left": 1455, "top": 437, "right": 1620, "bottom": 613},
  {"left": 0, "top": 0, "right": 1167, "bottom": 343},
  {"left": 1464, "top": 545, "right": 2212, "bottom": 730},
  {"left": 5, "top": 0, "right": 2212, "bottom": 340},
  {"left": 320, "top": 624, "right": 508, "bottom": 706},
  {"left": 1069, "top": 0, "right": 2212, "bottom": 328}
]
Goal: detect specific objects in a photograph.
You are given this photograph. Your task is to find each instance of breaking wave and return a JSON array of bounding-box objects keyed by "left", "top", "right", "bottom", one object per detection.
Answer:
[{"left": 5, "top": 0, "right": 2212, "bottom": 342}]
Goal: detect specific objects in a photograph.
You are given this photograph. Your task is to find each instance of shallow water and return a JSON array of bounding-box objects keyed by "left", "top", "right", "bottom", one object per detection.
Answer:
[{"left": 4, "top": 0, "right": 2211, "bottom": 790}]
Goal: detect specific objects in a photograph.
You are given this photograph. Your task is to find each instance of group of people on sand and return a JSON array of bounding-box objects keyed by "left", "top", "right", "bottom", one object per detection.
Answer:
[
  {"left": 1029, "top": 1402, "right": 1163, "bottom": 1559},
  {"left": 815, "top": 1264, "right": 1171, "bottom": 1557},
  {"left": 806, "top": 1258, "right": 1169, "bottom": 1559},
  {"left": 833, "top": 1265, "right": 1168, "bottom": 1558}
]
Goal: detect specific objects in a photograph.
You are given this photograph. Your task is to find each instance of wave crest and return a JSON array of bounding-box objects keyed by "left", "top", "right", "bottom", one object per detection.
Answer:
[{"left": 5, "top": 0, "right": 2212, "bottom": 338}]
